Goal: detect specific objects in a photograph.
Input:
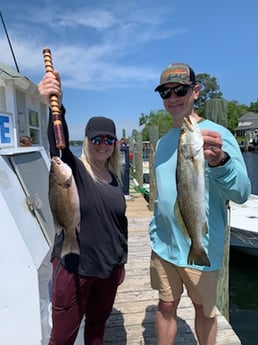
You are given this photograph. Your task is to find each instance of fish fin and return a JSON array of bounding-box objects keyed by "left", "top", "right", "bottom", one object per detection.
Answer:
[
  {"left": 61, "top": 233, "right": 80, "bottom": 258},
  {"left": 54, "top": 223, "right": 63, "bottom": 235},
  {"left": 76, "top": 221, "right": 81, "bottom": 233},
  {"left": 192, "top": 157, "right": 201, "bottom": 175},
  {"left": 174, "top": 199, "right": 190, "bottom": 238},
  {"left": 187, "top": 245, "right": 210, "bottom": 267},
  {"left": 202, "top": 222, "right": 208, "bottom": 235}
]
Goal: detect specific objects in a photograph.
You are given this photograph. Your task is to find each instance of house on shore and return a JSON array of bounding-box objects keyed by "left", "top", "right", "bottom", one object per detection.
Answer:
[
  {"left": 234, "top": 112, "right": 258, "bottom": 151},
  {"left": 235, "top": 112, "right": 258, "bottom": 137}
]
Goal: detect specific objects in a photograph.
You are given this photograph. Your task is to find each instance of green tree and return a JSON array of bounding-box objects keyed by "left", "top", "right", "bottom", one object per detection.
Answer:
[
  {"left": 227, "top": 100, "right": 248, "bottom": 132},
  {"left": 195, "top": 73, "right": 223, "bottom": 117},
  {"left": 139, "top": 109, "right": 172, "bottom": 141},
  {"left": 249, "top": 98, "right": 258, "bottom": 113}
]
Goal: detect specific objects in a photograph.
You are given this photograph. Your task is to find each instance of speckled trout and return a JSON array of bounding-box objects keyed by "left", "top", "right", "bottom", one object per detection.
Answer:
[
  {"left": 49, "top": 157, "right": 80, "bottom": 258},
  {"left": 176, "top": 116, "right": 210, "bottom": 267}
]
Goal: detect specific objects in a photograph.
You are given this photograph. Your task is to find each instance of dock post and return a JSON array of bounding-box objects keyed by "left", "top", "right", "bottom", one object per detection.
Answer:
[
  {"left": 216, "top": 202, "right": 231, "bottom": 320},
  {"left": 148, "top": 126, "right": 159, "bottom": 211}
]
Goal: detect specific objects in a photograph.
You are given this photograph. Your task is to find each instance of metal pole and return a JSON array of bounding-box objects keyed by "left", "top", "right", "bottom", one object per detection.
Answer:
[{"left": 0, "top": 11, "right": 20, "bottom": 73}]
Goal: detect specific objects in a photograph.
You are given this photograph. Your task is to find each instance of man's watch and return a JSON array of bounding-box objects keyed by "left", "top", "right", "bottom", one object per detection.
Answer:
[{"left": 209, "top": 152, "right": 231, "bottom": 167}]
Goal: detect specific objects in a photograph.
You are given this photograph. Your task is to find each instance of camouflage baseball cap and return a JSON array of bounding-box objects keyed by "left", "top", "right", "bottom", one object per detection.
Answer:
[{"left": 155, "top": 63, "right": 196, "bottom": 91}]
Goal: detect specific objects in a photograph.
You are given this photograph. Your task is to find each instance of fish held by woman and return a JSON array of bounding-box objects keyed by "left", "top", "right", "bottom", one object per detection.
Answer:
[
  {"left": 176, "top": 115, "right": 210, "bottom": 267},
  {"left": 49, "top": 156, "right": 80, "bottom": 258}
]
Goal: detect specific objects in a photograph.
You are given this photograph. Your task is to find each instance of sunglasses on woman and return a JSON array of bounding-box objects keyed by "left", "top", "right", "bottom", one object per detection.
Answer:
[
  {"left": 91, "top": 135, "right": 116, "bottom": 146},
  {"left": 158, "top": 84, "right": 194, "bottom": 99}
]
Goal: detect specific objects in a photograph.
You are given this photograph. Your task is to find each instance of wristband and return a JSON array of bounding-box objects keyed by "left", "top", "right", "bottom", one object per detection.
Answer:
[{"left": 209, "top": 152, "right": 230, "bottom": 167}]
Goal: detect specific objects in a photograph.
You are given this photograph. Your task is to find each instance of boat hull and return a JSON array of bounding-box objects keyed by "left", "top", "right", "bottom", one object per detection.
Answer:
[
  {"left": 230, "top": 226, "right": 258, "bottom": 257},
  {"left": 230, "top": 194, "right": 258, "bottom": 257}
]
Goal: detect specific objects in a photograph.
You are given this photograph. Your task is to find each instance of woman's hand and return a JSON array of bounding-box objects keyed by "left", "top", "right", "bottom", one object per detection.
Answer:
[{"left": 38, "top": 70, "right": 62, "bottom": 106}]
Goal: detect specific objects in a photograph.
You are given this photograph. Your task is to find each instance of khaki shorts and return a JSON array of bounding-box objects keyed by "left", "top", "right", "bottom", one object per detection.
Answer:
[{"left": 150, "top": 251, "right": 219, "bottom": 318}]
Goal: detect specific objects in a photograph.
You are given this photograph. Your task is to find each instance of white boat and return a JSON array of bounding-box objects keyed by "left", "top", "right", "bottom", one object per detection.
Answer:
[
  {"left": 0, "top": 62, "right": 84, "bottom": 345},
  {"left": 230, "top": 194, "right": 258, "bottom": 257}
]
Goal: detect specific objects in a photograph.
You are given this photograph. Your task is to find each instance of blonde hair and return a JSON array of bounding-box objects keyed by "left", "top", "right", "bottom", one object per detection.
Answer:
[{"left": 80, "top": 137, "right": 122, "bottom": 184}]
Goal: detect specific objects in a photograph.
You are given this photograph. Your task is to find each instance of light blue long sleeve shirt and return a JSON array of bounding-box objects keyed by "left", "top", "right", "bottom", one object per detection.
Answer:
[{"left": 149, "top": 119, "right": 251, "bottom": 271}]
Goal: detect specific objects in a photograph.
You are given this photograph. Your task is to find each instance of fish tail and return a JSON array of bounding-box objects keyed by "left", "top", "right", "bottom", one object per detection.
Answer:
[
  {"left": 60, "top": 235, "right": 80, "bottom": 258},
  {"left": 187, "top": 245, "right": 211, "bottom": 267}
]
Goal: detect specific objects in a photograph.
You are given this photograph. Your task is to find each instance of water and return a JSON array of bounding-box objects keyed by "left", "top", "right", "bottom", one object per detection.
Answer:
[
  {"left": 71, "top": 146, "right": 257, "bottom": 344},
  {"left": 229, "top": 249, "right": 258, "bottom": 345},
  {"left": 229, "top": 152, "right": 258, "bottom": 345},
  {"left": 70, "top": 145, "right": 82, "bottom": 157}
]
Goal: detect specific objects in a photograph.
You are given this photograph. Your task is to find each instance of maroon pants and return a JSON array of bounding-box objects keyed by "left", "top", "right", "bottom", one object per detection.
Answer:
[{"left": 48, "top": 258, "right": 123, "bottom": 345}]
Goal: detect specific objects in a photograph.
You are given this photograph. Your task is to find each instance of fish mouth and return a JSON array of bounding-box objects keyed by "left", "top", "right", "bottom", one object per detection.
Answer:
[
  {"left": 52, "top": 156, "right": 62, "bottom": 165},
  {"left": 183, "top": 115, "right": 195, "bottom": 132}
]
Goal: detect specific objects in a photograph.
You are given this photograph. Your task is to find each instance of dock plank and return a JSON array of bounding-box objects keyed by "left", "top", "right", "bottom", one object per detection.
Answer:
[{"left": 102, "top": 193, "right": 241, "bottom": 345}]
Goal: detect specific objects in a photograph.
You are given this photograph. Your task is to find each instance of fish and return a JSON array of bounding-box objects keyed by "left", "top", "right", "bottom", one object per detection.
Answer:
[
  {"left": 49, "top": 156, "right": 80, "bottom": 258},
  {"left": 176, "top": 115, "right": 210, "bottom": 267}
]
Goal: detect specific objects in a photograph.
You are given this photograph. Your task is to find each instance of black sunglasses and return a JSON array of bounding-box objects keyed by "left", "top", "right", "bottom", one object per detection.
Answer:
[
  {"left": 158, "top": 84, "right": 194, "bottom": 99},
  {"left": 91, "top": 135, "right": 116, "bottom": 146}
]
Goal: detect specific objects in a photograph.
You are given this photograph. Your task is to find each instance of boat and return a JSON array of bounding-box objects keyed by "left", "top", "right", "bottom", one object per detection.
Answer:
[
  {"left": 238, "top": 140, "right": 257, "bottom": 152},
  {"left": 0, "top": 61, "right": 57, "bottom": 345},
  {"left": 0, "top": 62, "right": 83, "bottom": 345},
  {"left": 230, "top": 194, "right": 258, "bottom": 257}
]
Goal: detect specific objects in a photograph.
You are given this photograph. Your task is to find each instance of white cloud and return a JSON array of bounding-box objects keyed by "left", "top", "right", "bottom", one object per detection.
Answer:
[{"left": 1, "top": 2, "right": 185, "bottom": 91}]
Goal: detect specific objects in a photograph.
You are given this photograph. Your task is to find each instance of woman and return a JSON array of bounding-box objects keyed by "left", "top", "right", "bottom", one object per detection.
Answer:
[{"left": 38, "top": 71, "right": 128, "bottom": 345}]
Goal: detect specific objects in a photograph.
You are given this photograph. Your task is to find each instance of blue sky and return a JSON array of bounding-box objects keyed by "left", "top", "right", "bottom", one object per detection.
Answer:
[{"left": 1, "top": 0, "right": 258, "bottom": 140}]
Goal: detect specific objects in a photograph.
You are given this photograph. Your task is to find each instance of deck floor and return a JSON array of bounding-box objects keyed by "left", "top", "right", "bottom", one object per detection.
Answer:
[{"left": 102, "top": 193, "right": 241, "bottom": 344}]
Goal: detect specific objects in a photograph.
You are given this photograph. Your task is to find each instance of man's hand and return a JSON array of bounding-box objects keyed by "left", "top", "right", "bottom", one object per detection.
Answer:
[{"left": 201, "top": 130, "right": 225, "bottom": 167}]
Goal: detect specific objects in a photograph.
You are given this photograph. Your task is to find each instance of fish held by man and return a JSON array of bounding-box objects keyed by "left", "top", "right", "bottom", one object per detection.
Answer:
[
  {"left": 176, "top": 115, "right": 210, "bottom": 267},
  {"left": 49, "top": 156, "right": 80, "bottom": 258}
]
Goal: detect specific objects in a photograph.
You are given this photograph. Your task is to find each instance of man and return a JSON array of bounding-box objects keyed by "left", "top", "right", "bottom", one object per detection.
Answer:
[{"left": 149, "top": 62, "right": 251, "bottom": 345}]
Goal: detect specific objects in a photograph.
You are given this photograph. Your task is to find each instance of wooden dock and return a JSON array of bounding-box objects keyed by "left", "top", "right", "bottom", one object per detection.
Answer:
[{"left": 103, "top": 193, "right": 242, "bottom": 345}]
